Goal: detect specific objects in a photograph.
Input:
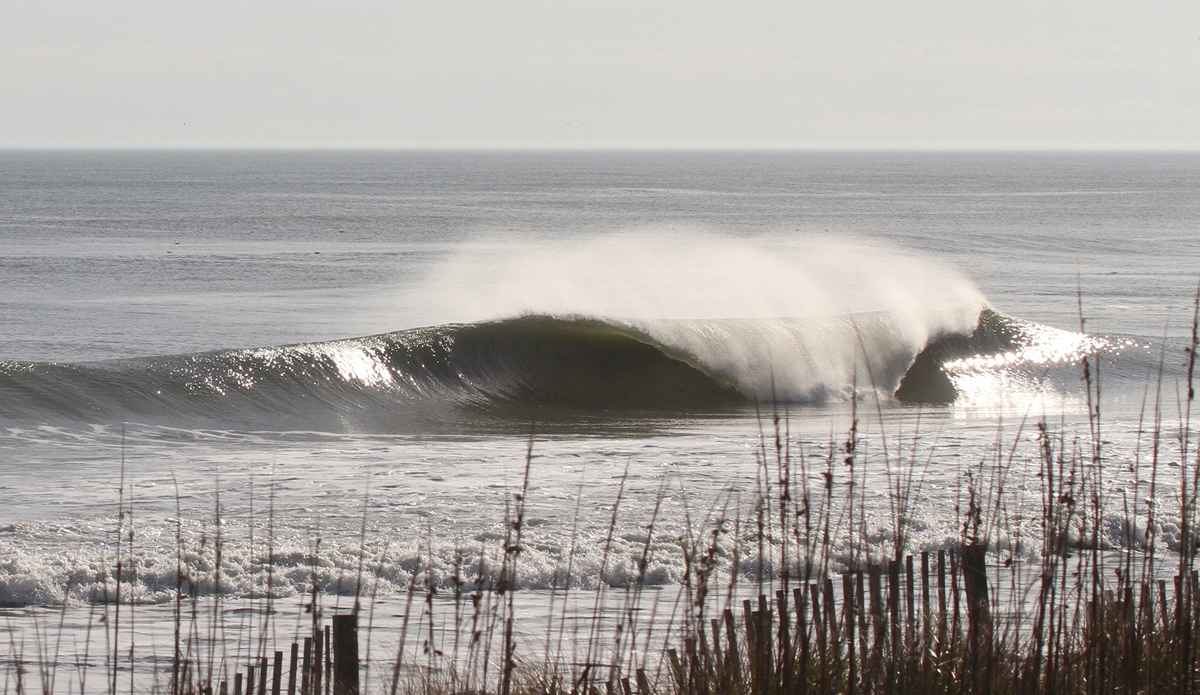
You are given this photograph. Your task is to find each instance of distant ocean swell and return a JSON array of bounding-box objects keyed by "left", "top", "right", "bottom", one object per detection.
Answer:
[{"left": 0, "top": 307, "right": 1133, "bottom": 431}]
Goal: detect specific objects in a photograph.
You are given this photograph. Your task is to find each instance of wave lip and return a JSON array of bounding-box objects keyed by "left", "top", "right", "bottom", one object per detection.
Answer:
[{"left": 0, "top": 307, "right": 1127, "bottom": 429}]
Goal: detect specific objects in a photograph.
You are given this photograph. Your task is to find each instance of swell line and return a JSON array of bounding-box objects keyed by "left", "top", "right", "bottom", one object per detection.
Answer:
[{"left": 0, "top": 308, "right": 1123, "bottom": 431}]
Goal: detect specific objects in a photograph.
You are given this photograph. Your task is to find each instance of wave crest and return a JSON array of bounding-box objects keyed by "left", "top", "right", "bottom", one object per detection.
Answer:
[{"left": 0, "top": 307, "right": 1128, "bottom": 430}]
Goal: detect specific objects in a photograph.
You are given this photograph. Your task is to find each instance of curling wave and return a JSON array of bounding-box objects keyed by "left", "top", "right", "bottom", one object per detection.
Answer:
[{"left": 0, "top": 308, "right": 1133, "bottom": 431}]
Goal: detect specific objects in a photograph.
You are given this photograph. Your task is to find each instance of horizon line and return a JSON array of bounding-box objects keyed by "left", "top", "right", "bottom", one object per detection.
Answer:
[{"left": 3, "top": 144, "right": 1200, "bottom": 153}]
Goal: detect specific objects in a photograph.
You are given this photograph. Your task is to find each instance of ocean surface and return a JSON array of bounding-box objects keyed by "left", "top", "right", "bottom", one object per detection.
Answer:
[{"left": 0, "top": 150, "right": 1198, "bottom": 688}]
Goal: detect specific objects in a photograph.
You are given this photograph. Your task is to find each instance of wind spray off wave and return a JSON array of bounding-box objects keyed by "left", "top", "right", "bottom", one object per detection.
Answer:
[
  {"left": 0, "top": 236, "right": 1134, "bottom": 431},
  {"left": 416, "top": 234, "right": 990, "bottom": 401}
]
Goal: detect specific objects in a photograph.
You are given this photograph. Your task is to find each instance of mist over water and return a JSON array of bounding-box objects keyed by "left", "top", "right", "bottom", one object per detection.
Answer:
[{"left": 419, "top": 232, "right": 986, "bottom": 322}]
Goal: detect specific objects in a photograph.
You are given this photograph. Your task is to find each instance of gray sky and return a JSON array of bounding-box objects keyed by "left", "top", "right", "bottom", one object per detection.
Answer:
[{"left": 2, "top": 1, "right": 1197, "bottom": 149}]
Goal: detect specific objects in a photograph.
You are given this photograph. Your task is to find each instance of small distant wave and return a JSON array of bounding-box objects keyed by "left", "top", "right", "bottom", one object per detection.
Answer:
[{"left": 0, "top": 308, "right": 1152, "bottom": 431}]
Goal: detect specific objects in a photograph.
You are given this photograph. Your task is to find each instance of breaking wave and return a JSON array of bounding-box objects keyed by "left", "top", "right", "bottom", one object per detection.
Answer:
[{"left": 0, "top": 305, "right": 1146, "bottom": 432}]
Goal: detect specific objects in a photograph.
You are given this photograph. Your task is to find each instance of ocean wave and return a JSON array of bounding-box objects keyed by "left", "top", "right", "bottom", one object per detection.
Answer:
[{"left": 0, "top": 307, "right": 1142, "bottom": 432}]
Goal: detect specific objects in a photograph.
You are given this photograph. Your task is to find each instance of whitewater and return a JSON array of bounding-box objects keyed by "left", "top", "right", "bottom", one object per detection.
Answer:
[{"left": 0, "top": 151, "right": 1197, "bottom": 689}]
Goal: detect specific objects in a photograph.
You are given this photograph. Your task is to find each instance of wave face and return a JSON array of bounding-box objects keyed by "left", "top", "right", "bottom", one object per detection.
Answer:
[{"left": 0, "top": 307, "right": 1133, "bottom": 431}]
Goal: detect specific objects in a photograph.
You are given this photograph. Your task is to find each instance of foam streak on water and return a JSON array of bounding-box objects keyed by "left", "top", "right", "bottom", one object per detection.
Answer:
[{"left": 0, "top": 412, "right": 1189, "bottom": 607}]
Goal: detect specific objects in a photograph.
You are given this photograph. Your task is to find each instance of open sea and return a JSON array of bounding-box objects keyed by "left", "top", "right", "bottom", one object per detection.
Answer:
[{"left": 0, "top": 150, "right": 1198, "bottom": 690}]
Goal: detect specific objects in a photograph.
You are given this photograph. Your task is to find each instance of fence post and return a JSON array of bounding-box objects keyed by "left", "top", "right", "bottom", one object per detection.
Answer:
[
  {"left": 273, "top": 651, "right": 284, "bottom": 695},
  {"left": 333, "top": 614, "right": 360, "bottom": 695},
  {"left": 961, "top": 543, "right": 991, "bottom": 645},
  {"left": 288, "top": 643, "right": 299, "bottom": 695},
  {"left": 302, "top": 637, "right": 312, "bottom": 695},
  {"left": 313, "top": 628, "right": 324, "bottom": 695}
]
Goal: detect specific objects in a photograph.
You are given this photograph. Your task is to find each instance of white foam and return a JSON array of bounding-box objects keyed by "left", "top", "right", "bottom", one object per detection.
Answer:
[
  {"left": 416, "top": 231, "right": 986, "bottom": 400},
  {"left": 625, "top": 310, "right": 980, "bottom": 401}
]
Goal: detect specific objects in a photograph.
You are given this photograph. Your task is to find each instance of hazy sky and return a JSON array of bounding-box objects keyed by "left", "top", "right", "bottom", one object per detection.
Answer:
[{"left": 2, "top": 1, "right": 1197, "bottom": 149}]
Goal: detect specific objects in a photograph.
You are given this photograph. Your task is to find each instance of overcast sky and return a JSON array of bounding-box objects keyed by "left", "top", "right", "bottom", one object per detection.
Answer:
[{"left": 2, "top": 1, "right": 1197, "bottom": 149}]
